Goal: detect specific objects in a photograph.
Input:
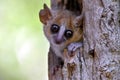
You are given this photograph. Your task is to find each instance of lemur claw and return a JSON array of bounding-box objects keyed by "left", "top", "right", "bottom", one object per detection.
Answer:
[{"left": 67, "top": 42, "right": 83, "bottom": 57}]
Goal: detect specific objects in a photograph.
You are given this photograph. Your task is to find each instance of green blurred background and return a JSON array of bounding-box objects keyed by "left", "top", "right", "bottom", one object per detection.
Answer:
[{"left": 0, "top": 0, "right": 50, "bottom": 80}]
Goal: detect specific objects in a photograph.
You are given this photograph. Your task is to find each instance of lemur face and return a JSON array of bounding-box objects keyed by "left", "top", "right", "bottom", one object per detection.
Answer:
[{"left": 39, "top": 4, "right": 83, "bottom": 58}]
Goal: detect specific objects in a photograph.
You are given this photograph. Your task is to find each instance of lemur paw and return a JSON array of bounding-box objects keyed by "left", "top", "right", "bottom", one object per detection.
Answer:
[{"left": 67, "top": 42, "right": 83, "bottom": 57}]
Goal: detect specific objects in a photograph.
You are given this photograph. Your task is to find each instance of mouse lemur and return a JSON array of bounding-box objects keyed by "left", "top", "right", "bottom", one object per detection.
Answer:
[{"left": 39, "top": 3, "right": 83, "bottom": 61}]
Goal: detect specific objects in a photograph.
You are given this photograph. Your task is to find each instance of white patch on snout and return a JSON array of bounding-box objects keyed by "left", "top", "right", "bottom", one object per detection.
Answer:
[{"left": 56, "top": 25, "right": 65, "bottom": 41}]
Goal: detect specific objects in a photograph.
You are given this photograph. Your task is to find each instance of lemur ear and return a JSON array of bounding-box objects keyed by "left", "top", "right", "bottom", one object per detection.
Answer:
[
  {"left": 73, "top": 15, "right": 83, "bottom": 28},
  {"left": 39, "top": 4, "right": 52, "bottom": 25}
]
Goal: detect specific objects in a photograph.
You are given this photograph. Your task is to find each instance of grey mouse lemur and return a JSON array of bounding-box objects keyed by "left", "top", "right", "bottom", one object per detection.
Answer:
[{"left": 39, "top": 4, "right": 83, "bottom": 60}]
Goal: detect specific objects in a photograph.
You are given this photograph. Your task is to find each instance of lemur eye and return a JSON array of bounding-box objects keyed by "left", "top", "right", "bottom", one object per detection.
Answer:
[
  {"left": 51, "top": 24, "right": 60, "bottom": 33},
  {"left": 64, "top": 30, "right": 73, "bottom": 39}
]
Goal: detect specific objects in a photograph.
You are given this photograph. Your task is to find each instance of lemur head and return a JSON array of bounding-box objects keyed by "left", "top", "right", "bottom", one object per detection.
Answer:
[{"left": 39, "top": 4, "right": 83, "bottom": 51}]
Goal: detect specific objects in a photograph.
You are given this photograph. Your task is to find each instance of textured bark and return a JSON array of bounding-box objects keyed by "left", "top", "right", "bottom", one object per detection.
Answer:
[{"left": 48, "top": 0, "right": 120, "bottom": 80}]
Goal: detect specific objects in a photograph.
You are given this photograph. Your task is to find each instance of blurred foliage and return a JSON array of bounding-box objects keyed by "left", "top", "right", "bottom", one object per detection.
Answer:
[{"left": 0, "top": 0, "right": 50, "bottom": 80}]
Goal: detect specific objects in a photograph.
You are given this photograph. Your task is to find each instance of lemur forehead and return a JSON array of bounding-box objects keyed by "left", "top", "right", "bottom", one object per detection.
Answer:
[{"left": 52, "top": 11, "right": 75, "bottom": 29}]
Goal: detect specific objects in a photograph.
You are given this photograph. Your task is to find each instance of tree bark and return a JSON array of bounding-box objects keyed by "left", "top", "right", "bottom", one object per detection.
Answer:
[{"left": 48, "top": 0, "right": 120, "bottom": 80}]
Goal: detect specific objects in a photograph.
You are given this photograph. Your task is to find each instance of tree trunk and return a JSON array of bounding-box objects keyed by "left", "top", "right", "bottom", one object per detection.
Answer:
[{"left": 48, "top": 0, "right": 120, "bottom": 80}]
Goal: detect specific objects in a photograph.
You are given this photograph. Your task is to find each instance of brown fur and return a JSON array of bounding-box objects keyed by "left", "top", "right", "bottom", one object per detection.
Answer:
[
  {"left": 45, "top": 10, "right": 83, "bottom": 46},
  {"left": 39, "top": 4, "right": 83, "bottom": 59}
]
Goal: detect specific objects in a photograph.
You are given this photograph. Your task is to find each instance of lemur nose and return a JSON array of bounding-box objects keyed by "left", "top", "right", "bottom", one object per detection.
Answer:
[{"left": 55, "top": 39, "right": 62, "bottom": 44}]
